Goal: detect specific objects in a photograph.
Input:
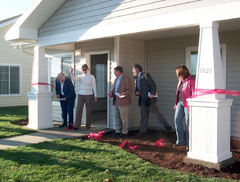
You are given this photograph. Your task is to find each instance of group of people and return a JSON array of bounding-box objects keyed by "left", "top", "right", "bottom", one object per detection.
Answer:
[{"left": 56, "top": 63, "right": 195, "bottom": 147}]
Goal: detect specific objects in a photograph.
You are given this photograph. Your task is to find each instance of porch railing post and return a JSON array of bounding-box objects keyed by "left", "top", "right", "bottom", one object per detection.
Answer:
[
  {"left": 27, "top": 46, "right": 53, "bottom": 129},
  {"left": 184, "top": 21, "right": 234, "bottom": 169}
]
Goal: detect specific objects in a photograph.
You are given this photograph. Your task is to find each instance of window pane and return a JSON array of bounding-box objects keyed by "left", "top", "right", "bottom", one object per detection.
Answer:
[
  {"left": 190, "top": 52, "right": 198, "bottom": 76},
  {"left": 0, "top": 66, "right": 9, "bottom": 94},
  {"left": 10, "top": 66, "right": 20, "bottom": 94},
  {"left": 96, "top": 64, "right": 107, "bottom": 98},
  {"left": 50, "top": 58, "right": 61, "bottom": 102},
  {"left": 62, "top": 56, "right": 73, "bottom": 78}
]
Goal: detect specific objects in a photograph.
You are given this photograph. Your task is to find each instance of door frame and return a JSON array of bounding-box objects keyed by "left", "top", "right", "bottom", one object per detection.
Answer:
[{"left": 85, "top": 50, "right": 111, "bottom": 128}]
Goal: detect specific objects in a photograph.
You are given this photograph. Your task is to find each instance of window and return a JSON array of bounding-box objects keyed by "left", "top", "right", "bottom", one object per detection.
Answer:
[
  {"left": 186, "top": 44, "right": 226, "bottom": 88},
  {"left": 0, "top": 65, "right": 20, "bottom": 95},
  {"left": 47, "top": 53, "right": 74, "bottom": 102}
]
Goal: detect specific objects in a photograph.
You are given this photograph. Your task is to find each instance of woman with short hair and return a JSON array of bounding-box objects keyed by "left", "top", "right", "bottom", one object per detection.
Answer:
[{"left": 70, "top": 64, "right": 97, "bottom": 130}]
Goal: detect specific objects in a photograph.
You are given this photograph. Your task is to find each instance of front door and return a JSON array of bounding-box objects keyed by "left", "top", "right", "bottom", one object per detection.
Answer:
[{"left": 90, "top": 54, "right": 108, "bottom": 126}]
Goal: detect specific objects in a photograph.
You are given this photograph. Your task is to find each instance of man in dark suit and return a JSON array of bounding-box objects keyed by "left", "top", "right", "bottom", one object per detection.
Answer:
[
  {"left": 132, "top": 64, "right": 172, "bottom": 134},
  {"left": 56, "top": 73, "right": 76, "bottom": 129}
]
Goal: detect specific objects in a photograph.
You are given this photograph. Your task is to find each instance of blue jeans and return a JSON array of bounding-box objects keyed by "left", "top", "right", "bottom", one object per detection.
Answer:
[{"left": 174, "top": 101, "right": 189, "bottom": 146}]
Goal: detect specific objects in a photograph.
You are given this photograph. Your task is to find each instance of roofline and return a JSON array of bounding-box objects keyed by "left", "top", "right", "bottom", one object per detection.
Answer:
[
  {"left": 0, "top": 15, "right": 21, "bottom": 29},
  {"left": 5, "top": 0, "right": 66, "bottom": 42}
]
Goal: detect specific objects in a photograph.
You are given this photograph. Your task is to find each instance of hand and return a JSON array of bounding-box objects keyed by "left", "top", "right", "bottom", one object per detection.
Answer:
[
  {"left": 121, "top": 92, "right": 126, "bottom": 96},
  {"left": 173, "top": 105, "right": 177, "bottom": 110},
  {"left": 56, "top": 94, "right": 60, "bottom": 99},
  {"left": 94, "top": 97, "right": 98, "bottom": 102},
  {"left": 136, "top": 91, "right": 140, "bottom": 96},
  {"left": 62, "top": 97, "right": 66, "bottom": 101},
  {"left": 149, "top": 94, "right": 155, "bottom": 99},
  {"left": 108, "top": 92, "right": 113, "bottom": 98},
  {"left": 70, "top": 67, "right": 73, "bottom": 75}
]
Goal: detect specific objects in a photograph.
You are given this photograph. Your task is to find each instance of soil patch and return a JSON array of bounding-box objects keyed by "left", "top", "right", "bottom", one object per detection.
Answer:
[
  {"left": 98, "top": 130, "right": 240, "bottom": 180},
  {"left": 11, "top": 120, "right": 28, "bottom": 126}
]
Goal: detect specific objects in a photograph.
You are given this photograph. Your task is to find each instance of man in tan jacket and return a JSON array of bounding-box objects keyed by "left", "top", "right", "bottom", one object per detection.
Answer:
[{"left": 109, "top": 66, "right": 132, "bottom": 136}]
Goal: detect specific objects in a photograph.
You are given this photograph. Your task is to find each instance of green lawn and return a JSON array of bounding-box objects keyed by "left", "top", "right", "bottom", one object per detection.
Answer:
[
  {"left": 0, "top": 139, "right": 234, "bottom": 182},
  {"left": 0, "top": 107, "right": 237, "bottom": 182},
  {"left": 0, "top": 106, "right": 35, "bottom": 138}
]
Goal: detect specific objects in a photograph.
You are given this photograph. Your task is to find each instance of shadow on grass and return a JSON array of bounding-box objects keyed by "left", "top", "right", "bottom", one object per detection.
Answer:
[
  {"left": 28, "top": 140, "right": 116, "bottom": 154},
  {"left": 0, "top": 124, "right": 32, "bottom": 133},
  {"left": 0, "top": 148, "right": 129, "bottom": 176}
]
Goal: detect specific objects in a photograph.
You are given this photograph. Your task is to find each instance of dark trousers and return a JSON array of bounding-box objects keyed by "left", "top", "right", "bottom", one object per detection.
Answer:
[
  {"left": 60, "top": 100, "right": 74, "bottom": 126},
  {"left": 75, "top": 94, "right": 93, "bottom": 128},
  {"left": 140, "top": 101, "right": 170, "bottom": 133}
]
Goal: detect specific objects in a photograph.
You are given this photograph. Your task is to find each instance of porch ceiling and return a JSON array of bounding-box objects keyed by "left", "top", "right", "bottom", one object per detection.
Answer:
[
  {"left": 123, "top": 18, "right": 240, "bottom": 40},
  {"left": 123, "top": 26, "right": 199, "bottom": 40}
]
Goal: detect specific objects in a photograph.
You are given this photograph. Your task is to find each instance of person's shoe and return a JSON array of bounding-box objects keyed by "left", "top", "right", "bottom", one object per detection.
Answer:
[
  {"left": 135, "top": 132, "right": 146, "bottom": 137},
  {"left": 68, "top": 125, "right": 73, "bottom": 129},
  {"left": 74, "top": 127, "right": 79, "bottom": 130},
  {"left": 86, "top": 126, "right": 90, "bottom": 129},
  {"left": 115, "top": 132, "right": 121, "bottom": 137},
  {"left": 119, "top": 133, "right": 127, "bottom": 137},
  {"left": 165, "top": 126, "right": 172, "bottom": 134},
  {"left": 59, "top": 124, "right": 67, "bottom": 128},
  {"left": 172, "top": 143, "right": 184, "bottom": 147}
]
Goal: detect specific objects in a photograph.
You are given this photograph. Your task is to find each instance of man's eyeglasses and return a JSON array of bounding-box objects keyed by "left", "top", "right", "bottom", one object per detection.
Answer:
[{"left": 82, "top": 69, "right": 87, "bottom": 71}]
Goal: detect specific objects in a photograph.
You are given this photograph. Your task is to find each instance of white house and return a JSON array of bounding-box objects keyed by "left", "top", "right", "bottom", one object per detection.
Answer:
[
  {"left": 0, "top": 15, "right": 33, "bottom": 107},
  {"left": 5, "top": 0, "right": 240, "bottom": 168}
]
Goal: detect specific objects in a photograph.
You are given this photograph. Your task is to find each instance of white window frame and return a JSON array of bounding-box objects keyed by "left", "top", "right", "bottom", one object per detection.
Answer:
[
  {"left": 0, "top": 64, "right": 22, "bottom": 97},
  {"left": 186, "top": 44, "right": 226, "bottom": 88}
]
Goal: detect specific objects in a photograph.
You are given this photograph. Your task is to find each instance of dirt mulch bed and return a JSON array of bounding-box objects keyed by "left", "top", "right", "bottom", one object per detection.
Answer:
[
  {"left": 98, "top": 130, "right": 240, "bottom": 180},
  {"left": 11, "top": 120, "right": 28, "bottom": 126}
]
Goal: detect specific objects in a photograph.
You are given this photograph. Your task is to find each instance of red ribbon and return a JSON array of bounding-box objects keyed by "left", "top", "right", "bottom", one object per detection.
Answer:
[
  {"left": 155, "top": 138, "right": 164, "bottom": 148},
  {"left": 32, "top": 82, "right": 55, "bottom": 88},
  {"left": 192, "top": 88, "right": 240, "bottom": 98},
  {"left": 120, "top": 141, "right": 141, "bottom": 150},
  {"left": 88, "top": 131, "right": 105, "bottom": 140}
]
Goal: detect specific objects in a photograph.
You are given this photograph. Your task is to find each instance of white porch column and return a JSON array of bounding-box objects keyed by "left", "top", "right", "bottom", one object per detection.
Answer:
[
  {"left": 184, "top": 21, "right": 234, "bottom": 169},
  {"left": 27, "top": 46, "right": 53, "bottom": 130}
]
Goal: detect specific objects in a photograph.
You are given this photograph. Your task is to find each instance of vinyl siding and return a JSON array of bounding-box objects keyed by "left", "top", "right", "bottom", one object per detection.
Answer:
[
  {"left": 221, "top": 30, "right": 240, "bottom": 138},
  {"left": 146, "top": 30, "right": 240, "bottom": 138},
  {"left": 39, "top": 0, "right": 233, "bottom": 37},
  {"left": 0, "top": 24, "right": 32, "bottom": 107},
  {"left": 147, "top": 36, "right": 199, "bottom": 129},
  {"left": 118, "top": 37, "right": 145, "bottom": 129}
]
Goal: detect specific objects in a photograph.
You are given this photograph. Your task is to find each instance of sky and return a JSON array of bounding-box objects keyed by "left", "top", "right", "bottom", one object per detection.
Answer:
[{"left": 0, "top": 0, "right": 36, "bottom": 21}]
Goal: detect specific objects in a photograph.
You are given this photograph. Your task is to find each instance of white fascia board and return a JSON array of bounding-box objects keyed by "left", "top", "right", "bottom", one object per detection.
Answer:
[
  {"left": 0, "top": 17, "right": 19, "bottom": 29},
  {"left": 37, "top": 1, "right": 240, "bottom": 47},
  {"left": 5, "top": 26, "right": 38, "bottom": 41},
  {"left": 5, "top": 0, "right": 44, "bottom": 41}
]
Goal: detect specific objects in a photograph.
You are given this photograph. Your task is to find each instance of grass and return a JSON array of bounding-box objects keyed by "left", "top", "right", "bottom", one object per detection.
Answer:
[
  {"left": 0, "top": 107, "right": 237, "bottom": 182},
  {"left": 0, "top": 106, "right": 35, "bottom": 138},
  {"left": 0, "top": 138, "right": 235, "bottom": 182}
]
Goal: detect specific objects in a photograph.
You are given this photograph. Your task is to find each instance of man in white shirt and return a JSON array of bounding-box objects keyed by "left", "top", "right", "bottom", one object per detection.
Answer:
[{"left": 70, "top": 64, "right": 97, "bottom": 129}]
